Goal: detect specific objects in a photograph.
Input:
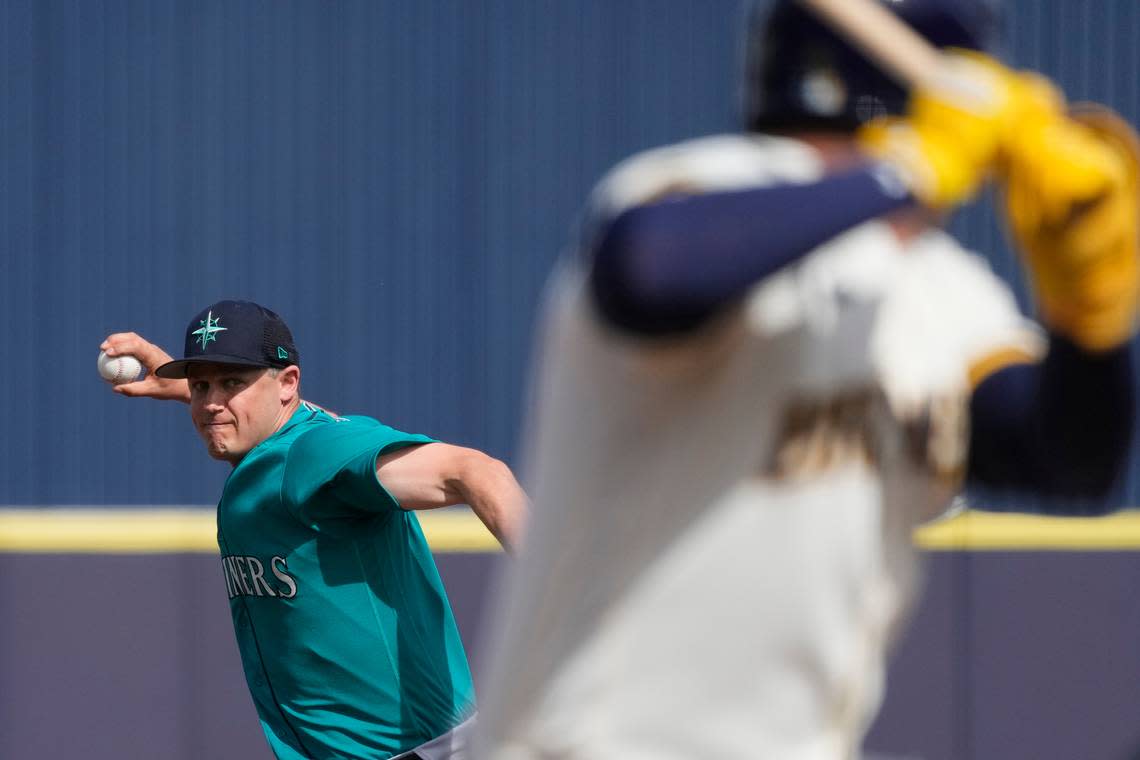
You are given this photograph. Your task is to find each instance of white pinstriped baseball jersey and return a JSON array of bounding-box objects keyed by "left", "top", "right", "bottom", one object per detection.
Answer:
[{"left": 474, "top": 134, "right": 1041, "bottom": 760}]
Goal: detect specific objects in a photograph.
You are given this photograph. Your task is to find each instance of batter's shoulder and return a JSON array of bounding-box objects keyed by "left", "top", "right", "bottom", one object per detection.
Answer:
[{"left": 587, "top": 133, "right": 824, "bottom": 220}]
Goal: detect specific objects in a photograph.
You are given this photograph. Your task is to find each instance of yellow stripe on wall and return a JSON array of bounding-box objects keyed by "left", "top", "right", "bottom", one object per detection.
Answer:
[
  {"left": 914, "top": 509, "right": 1140, "bottom": 551},
  {"left": 0, "top": 508, "right": 500, "bottom": 554},
  {"left": 4, "top": 508, "right": 1140, "bottom": 554},
  {"left": 0, "top": 509, "right": 218, "bottom": 553}
]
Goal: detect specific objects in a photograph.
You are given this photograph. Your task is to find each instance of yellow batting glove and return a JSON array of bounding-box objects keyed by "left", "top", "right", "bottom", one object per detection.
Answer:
[
  {"left": 1001, "top": 75, "right": 1118, "bottom": 222},
  {"left": 858, "top": 51, "right": 1022, "bottom": 209},
  {"left": 1002, "top": 105, "right": 1140, "bottom": 351}
]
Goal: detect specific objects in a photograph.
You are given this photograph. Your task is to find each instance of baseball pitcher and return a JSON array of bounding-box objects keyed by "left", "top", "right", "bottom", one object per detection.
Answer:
[{"left": 102, "top": 300, "right": 528, "bottom": 760}]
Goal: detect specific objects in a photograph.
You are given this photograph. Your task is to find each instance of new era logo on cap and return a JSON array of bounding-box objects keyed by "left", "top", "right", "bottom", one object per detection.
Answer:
[{"left": 155, "top": 300, "right": 300, "bottom": 379}]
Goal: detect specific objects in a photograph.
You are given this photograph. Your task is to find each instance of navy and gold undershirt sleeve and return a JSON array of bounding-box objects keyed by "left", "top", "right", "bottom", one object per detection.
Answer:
[
  {"left": 588, "top": 164, "right": 912, "bottom": 334},
  {"left": 967, "top": 335, "right": 1135, "bottom": 513}
]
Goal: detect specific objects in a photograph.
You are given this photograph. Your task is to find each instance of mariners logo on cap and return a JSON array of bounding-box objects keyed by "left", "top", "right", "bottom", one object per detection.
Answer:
[{"left": 192, "top": 311, "right": 228, "bottom": 349}]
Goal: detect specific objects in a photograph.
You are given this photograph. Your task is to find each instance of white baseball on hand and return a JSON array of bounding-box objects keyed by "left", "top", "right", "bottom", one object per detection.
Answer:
[{"left": 97, "top": 350, "right": 144, "bottom": 385}]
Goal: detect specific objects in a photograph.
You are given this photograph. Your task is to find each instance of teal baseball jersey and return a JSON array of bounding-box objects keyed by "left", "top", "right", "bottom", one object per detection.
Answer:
[{"left": 216, "top": 402, "right": 475, "bottom": 759}]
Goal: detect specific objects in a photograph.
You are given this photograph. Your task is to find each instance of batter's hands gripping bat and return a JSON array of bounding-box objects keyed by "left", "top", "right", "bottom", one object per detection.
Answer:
[
  {"left": 801, "top": 0, "right": 1022, "bottom": 209},
  {"left": 798, "top": 0, "right": 1140, "bottom": 351}
]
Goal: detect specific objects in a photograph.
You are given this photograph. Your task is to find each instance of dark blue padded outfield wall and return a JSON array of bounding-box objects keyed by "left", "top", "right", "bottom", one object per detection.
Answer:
[
  {"left": 1, "top": 0, "right": 740, "bottom": 505},
  {"left": 3, "top": 0, "right": 1139, "bottom": 508}
]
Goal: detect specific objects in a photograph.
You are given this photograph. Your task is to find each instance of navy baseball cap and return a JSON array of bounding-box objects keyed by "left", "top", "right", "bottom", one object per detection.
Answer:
[{"left": 155, "top": 300, "right": 300, "bottom": 379}]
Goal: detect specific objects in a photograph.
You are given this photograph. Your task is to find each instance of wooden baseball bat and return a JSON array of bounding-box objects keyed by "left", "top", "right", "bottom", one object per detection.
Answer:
[{"left": 795, "top": 0, "right": 946, "bottom": 90}]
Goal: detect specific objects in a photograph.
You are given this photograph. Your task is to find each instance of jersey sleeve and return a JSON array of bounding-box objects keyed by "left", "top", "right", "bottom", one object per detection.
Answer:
[
  {"left": 282, "top": 417, "right": 437, "bottom": 521},
  {"left": 579, "top": 134, "right": 824, "bottom": 256}
]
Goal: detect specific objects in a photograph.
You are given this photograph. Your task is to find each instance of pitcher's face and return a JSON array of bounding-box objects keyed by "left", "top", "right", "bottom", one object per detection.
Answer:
[{"left": 187, "top": 364, "right": 298, "bottom": 463}]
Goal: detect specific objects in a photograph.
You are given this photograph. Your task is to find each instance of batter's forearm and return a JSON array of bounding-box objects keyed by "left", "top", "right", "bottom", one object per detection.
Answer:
[{"left": 588, "top": 164, "right": 913, "bottom": 334}]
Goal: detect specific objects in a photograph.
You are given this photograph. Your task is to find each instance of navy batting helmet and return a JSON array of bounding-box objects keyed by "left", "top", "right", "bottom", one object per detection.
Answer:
[{"left": 743, "top": 0, "right": 1002, "bottom": 134}]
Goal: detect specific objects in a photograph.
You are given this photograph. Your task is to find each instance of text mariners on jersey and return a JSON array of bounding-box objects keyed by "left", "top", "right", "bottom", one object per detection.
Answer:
[{"left": 222, "top": 554, "right": 298, "bottom": 599}]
